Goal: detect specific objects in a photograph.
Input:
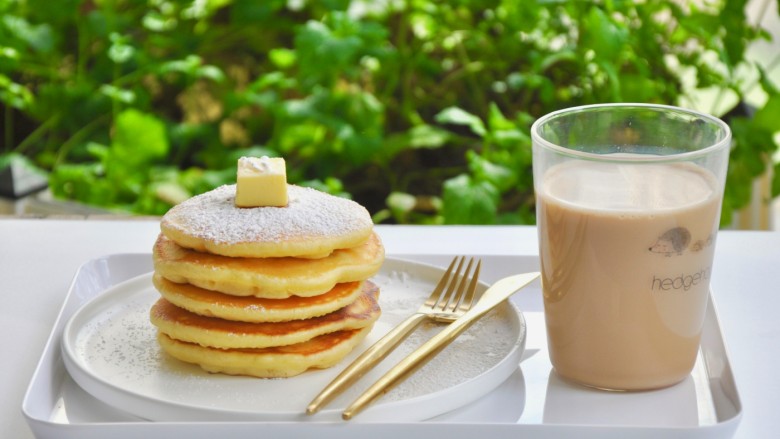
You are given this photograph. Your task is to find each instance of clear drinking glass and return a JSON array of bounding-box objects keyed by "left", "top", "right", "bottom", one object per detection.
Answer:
[{"left": 531, "top": 103, "right": 731, "bottom": 391}]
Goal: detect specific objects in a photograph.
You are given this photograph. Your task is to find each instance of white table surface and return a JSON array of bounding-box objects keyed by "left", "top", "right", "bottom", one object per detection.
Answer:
[{"left": 1, "top": 220, "right": 778, "bottom": 438}]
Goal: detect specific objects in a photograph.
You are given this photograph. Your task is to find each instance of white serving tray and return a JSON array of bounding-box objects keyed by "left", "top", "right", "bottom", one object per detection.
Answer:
[{"left": 22, "top": 253, "right": 742, "bottom": 439}]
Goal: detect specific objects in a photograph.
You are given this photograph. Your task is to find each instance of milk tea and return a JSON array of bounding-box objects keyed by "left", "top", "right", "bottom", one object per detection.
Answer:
[{"left": 537, "top": 160, "right": 721, "bottom": 390}]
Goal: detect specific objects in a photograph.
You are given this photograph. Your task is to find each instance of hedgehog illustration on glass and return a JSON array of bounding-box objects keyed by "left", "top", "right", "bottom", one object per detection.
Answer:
[{"left": 648, "top": 227, "right": 691, "bottom": 256}]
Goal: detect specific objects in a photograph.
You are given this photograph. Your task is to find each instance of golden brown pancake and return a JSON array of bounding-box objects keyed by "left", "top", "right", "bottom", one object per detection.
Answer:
[
  {"left": 150, "top": 282, "right": 381, "bottom": 349},
  {"left": 153, "top": 232, "right": 384, "bottom": 299},
  {"left": 156, "top": 326, "right": 373, "bottom": 378},
  {"left": 160, "top": 184, "right": 374, "bottom": 258},
  {"left": 153, "top": 275, "right": 366, "bottom": 322}
]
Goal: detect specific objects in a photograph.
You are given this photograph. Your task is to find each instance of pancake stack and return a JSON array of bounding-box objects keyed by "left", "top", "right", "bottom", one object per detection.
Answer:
[{"left": 149, "top": 183, "right": 384, "bottom": 378}]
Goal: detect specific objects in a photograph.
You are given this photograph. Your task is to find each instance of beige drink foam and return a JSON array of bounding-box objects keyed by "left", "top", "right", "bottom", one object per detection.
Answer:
[{"left": 537, "top": 160, "right": 721, "bottom": 390}]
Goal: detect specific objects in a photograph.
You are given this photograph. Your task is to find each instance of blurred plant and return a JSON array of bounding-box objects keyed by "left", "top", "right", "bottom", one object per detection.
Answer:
[{"left": 0, "top": 0, "right": 777, "bottom": 225}]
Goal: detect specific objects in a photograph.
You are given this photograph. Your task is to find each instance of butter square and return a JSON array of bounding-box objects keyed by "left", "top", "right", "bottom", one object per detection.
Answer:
[{"left": 235, "top": 156, "right": 288, "bottom": 207}]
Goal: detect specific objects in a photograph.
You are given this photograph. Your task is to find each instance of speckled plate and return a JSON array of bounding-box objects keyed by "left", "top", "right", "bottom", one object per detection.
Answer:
[{"left": 60, "top": 258, "right": 526, "bottom": 423}]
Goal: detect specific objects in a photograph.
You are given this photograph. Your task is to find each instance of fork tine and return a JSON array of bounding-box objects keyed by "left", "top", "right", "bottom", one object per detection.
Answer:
[
  {"left": 444, "top": 257, "right": 475, "bottom": 312},
  {"left": 424, "top": 256, "right": 460, "bottom": 308},
  {"left": 458, "top": 259, "right": 481, "bottom": 312},
  {"left": 433, "top": 256, "right": 466, "bottom": 310}
]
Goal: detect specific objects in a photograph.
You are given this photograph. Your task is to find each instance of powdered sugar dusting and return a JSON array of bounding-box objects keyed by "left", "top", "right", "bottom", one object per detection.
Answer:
[
  {"left": 162, "top": 184, "right": 372, "bottom": 245},
  {"left": 239, "top": 156, "right": 271, "bottom": 173}
]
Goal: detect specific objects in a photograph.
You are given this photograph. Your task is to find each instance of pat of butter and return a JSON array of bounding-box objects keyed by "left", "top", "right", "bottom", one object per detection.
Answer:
[{"left": 235, "top": 156, "right": 288, "bottom": 207}]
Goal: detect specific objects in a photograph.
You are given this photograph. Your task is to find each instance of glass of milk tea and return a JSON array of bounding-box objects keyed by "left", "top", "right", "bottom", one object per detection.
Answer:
[{"left": 531, "top": 103, "right": 730, "bottom": 391}]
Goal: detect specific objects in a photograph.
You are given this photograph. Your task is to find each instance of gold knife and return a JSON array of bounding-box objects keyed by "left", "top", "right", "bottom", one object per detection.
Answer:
[{"left": 341, "top": 271, "right": 540, "bottom": 420}]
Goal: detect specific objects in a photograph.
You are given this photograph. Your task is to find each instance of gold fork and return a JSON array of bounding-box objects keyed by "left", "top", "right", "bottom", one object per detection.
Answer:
[
  {"left": 306, "top": 256, "right": 482, "bottom": 415},
  {"left": 342, "top": 270, "right": 539, "bottom": 419}
]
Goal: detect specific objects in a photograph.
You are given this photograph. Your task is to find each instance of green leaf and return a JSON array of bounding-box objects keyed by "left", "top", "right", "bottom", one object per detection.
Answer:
[
  {"left": 251, "top": 71, "right": 294, "bottom": 91},
  {"left": 269, "top": 48, "right": 297, "bottom": 69},
  {"left": 758, "top": 65, "right": 780, "bottom": 96},
  {"left": 180, "top": 168, "right": 236, "bottom": 195},
  {"left": 300, "top": 177, "right": 350, "bottom": 198},
  {"left": 619, "top": 74, "right": 658, "bottom": 102},
  {"left": 85, "top": 142, "right": 109, "bottom": 162},
  {"left": 99, "top": 84, "right": 136, "bottom": 104},
  {"left": 752, "top": 95, "right": 780, "bottom": 134},
  {"left": 581, "top": 7, "right": 627, "bottom": 61},
  {"left": 442, "top": 174, "right": 499, "bottom": 224},
  {"left": 142, "top": 12, "right": 177, "bottom": 32},
  {"left": 409, "top": 12, "right": 437, "bottom": 40},
  {"left": 719, "top": 0, "right": 749, "bottom": 70},
  {"left": 181, "top": 0, "right": 232, "bottom": 20},
  {"left": 154, "top": 181, "right": 191, "bottom": 205},
  {"left": 386, "top": 191, "right": 417, "bottom": 218},
  {"left": 26, "top": 0, "right": 81, "bottom": 25},
  {"left": 435, "top": 106, "right": 486, "bottom": 137},
  {"left": 229, "top": 0, "right": 287, "bottom": 24},
  {"left": 1, "top": 15, "right": 54, "bottom": 53},
  {"left": 108, "top": 33, "right": 135, "bottom": 64},
  {"left": 724, "top": 161, "right": 753, "bottom": 210},
  {"left": 506, "top": 72, "right": 544, "bottom": 90},
  {"left": 0, "top": 46, "right": 19, "bottom": 60},
  {"left": 487, "top": 103, "right": 514, "bottom": 131},
  {"left": 197, "top": 65, "right": 226, "bottom": 82},
  {"left": 294, "top": 12, "right": 391, "bottom": 89},
  {"left": 159, "top": 55, "right": 227, "bottom": 82},
  {"left": 467, "top": 150, "right": 516, "bottom": 192},
  {"left": 295, "top": 18, "right": 361, "bottom": 87},
  {"left": 111, "top": 109, "right": 169, "bottom": 168},
  {"left": 0, "top": 73, "right": 33, "bottom": 109},
  {"left": 491, "top": 128, "right": 531, "bottom": 151},
  {"left": 49, "top": 163, "right": 112, "bottom": 205},
  {"left": 275, "top": 121, "right": 327, "bottom": 155},
  {"left": 406, "top": 124, "right": 451, "bottom": 149}
]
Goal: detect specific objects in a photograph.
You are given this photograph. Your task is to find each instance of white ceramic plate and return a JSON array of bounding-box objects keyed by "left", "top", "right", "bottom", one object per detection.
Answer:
[{"left": 61, "top": 257, "right": 526, "bottom": 423}]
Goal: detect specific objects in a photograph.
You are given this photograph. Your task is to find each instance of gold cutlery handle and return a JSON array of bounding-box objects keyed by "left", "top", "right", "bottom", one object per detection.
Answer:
[
  {"left": 341, "top": 272, "right": 540, "bottom": 420},
  {"left": 306, "top": 312, "right": 428, "bottom": 414}
]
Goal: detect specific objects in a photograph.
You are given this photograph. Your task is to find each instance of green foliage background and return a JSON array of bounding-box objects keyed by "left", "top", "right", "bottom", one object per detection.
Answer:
[{"left": 1, "top": 0, "right": 778, "bottom": 225}]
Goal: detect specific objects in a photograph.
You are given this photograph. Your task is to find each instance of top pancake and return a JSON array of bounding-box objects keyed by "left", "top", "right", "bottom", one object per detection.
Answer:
[{"left": 160, "top": 184, "right": 374, "bottom": 258}]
